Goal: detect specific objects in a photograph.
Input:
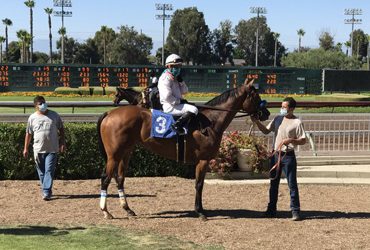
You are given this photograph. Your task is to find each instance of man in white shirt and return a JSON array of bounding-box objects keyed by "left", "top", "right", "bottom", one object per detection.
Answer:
[{"left": 252, "top": 97, "right": 306, "bottom": 221}]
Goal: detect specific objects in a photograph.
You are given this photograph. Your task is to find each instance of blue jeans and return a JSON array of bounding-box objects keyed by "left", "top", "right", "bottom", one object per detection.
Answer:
[
  {"left": 268, "top": 151, "right": 300, "bottom": 212},
  {"left": 35, "top": 153, "right": 57, "bottom": 197}
]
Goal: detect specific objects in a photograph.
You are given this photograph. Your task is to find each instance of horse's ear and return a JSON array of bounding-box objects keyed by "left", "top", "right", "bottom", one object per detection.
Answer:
[{"left": 244, "top": 78, "right": 255, "bottom": 87}]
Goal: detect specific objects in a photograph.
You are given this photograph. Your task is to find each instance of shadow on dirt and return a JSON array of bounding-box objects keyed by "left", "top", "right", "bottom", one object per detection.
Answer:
[
  {"left": 148, "top": 209, "right": 370, "bottom": 220},
  {"left": 0, "top": 225, "right": 85, "bottom": 236},
  {"left": 52, "top": 193, "right": 156, "bottom": 199}
]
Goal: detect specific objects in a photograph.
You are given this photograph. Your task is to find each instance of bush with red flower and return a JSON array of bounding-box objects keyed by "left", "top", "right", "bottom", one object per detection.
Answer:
[{"left": 209, "top": 131, "right": 269, "bottom": 176}]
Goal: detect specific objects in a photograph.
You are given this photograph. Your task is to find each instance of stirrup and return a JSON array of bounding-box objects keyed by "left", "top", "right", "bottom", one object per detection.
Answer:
[{"left": 171, "top": 125, "right": 186, "bottom": 135}]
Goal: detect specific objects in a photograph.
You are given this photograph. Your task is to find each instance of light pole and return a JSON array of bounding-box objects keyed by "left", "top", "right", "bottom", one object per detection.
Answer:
[
  {"left": 344, "top": 8, "right": 362, "bottom": 57},
  {"left": 155, "top": 3, "right": 173, "bottom": 65},
  {"left": 250, "top": 7, "right": 267, "bottom": 67},
  {"left": 53, "top": 0, "right": 72, "bottom": 64}
]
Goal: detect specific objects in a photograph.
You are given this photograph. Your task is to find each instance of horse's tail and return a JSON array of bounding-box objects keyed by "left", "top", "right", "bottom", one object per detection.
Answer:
[{"left": 97, "top": 112, "right": 108, "bottom": 162}]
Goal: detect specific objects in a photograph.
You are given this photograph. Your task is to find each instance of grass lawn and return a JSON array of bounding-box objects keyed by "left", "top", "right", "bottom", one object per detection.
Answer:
[{"left": 0, "top": 225, "right": 221, "bottom": 250}]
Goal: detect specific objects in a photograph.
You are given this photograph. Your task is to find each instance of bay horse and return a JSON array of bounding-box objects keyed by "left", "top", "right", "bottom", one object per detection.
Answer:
[
  {"left": 113, "top": 87, "right": 162, "bottom": 110},
  {"left": 97, "top": 79, "right": 270, "bottom": 220},
  {"left": 113, "top": 87, "right": 147, "bottom": 107}
]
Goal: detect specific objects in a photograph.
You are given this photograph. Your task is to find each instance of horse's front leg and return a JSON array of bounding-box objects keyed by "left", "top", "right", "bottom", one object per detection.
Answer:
[
  {"left": 194, "top": 160, "right": 209, "bottom": 221},
  {"left": 116, "top": 158, "right": 136, "bottom": 217}
]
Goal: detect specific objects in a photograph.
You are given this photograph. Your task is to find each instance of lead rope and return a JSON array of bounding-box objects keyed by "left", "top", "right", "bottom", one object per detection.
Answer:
[{"left": 269, "top": 142, "right": 287, "bottom": 181}]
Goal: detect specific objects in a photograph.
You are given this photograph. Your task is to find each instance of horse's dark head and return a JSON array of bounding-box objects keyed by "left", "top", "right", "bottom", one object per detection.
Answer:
[
  {"left": 113, "top": 87, "right": 141, "bottom": 106},
  {"left": 113, "top": 87, "right": 125, "bottom": 106},
  {"left": 242, "top": 79, "right": 270, "bottom": 121}
]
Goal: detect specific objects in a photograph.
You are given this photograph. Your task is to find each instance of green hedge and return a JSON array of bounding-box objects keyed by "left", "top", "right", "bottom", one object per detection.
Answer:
[
  {"left": 0, "top": 123, "right": 192, "bottom": 180},
  {"left": 54, "top": 86, "right": 116, "bottom": 96}
]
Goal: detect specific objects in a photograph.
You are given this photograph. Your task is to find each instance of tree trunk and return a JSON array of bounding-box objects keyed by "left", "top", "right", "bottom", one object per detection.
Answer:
[
  {"left": 48, "top": 15, "right": 52, "bottom": 63},
  {"left": 30, "top": 8, "right": 33, "bottom": 63},
  {"left": 0, "top": 43, "right": 2, "bottom": 63},
  {"left": 5, "top": 26, "right": 8, "bottom": 62}
]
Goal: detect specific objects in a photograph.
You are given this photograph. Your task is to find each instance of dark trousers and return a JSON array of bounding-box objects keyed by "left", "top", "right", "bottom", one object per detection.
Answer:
[{"left": 268, "top": 151, "right": 300, "bottom": 212}]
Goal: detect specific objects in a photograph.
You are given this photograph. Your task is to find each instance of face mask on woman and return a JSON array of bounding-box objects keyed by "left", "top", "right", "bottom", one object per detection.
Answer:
[
  {"left": 280, "top": 108, "right": 288, "bottom": 116},
  {"left": 38, "top": 103, "right": 48, "bottom": 112}
]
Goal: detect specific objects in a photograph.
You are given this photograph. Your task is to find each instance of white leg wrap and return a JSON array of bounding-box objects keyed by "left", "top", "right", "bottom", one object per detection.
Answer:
[
  {"left": 118, "top": 189, "right": 126, "bottom": 206},
  {"left": 100, "top": 190, "right": 107, "bottom": 210}
]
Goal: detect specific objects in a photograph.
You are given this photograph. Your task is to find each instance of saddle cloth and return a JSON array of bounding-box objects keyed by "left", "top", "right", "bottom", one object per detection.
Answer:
[{"left": 150, "top": 109, "right": 187, "bottom": 138}]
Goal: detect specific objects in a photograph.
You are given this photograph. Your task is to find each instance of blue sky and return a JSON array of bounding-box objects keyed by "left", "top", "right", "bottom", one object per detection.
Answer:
[{"left": 0, "top": 0, "right": 369, "bottom": 54}]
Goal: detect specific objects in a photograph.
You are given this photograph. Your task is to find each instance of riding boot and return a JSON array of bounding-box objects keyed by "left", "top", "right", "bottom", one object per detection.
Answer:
[{"left": 171, "top": 112, "right": 195, "bottom": 135}]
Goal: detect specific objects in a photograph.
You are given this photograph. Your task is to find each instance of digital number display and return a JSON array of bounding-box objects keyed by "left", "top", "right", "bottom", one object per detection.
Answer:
[
  {"left": 114, "top": 67, "right": 129, "bottom": 88},
  {"left": 33, "top": 66, "right": 50, "bottom": 87},
  {"left": 0, "top": 65, "right": 9, "bottom": 86},
  {"left": 78, "top": 67, "right": 90, "bottom": 87},
  {"left": 97, "top": 67, "right": 109, "bottom": 87},
  {"left": 55, "top": 66, "right": 71, "bottom": 87},
  {"left": 0, "top": 64, "right": 310, "bottom": 94},
  {"left": 266, "top": 74, "right": 277, "bottom": 84}
]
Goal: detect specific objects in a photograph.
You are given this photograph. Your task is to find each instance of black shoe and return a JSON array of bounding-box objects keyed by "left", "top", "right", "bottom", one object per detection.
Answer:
[
  {"left": 264, "top": 209, "right": 277, "bottom": 218},
  {"left": 292, "top": 211, "right": 302, "bottom": 221},
  {"left": 42, "top": 195, "right": 51, "bottom": 201}
]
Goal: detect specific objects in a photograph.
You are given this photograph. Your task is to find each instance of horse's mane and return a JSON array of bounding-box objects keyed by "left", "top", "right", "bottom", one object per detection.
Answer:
[{"left": 204, "top": 88, "right": 239, "bottom": 106}]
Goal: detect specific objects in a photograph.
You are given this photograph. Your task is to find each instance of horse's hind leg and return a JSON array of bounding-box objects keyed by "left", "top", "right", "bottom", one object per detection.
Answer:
[
  {"left": 100, "top": 159, "right": 117, "bottom": 219},
  {"left": 194, "top": 160, "right": 209, "bottom": 221},
  {"left": 116, "top": 156, "right": 136, "bottom": 217}
]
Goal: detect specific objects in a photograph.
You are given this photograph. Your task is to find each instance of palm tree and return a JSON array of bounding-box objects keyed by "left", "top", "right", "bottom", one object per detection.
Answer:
[
  {"left": 44, "top": 7, "right": 53, "bottom": 63},
  {"left": 344, "top": 41, "right": 351, "bottom": 57},
  {"left": 24, "top": 0, "right": 35, "bottom": 63},
  {"left": 58, "top": 27, "right": 66, "bottom": 63},
  {"left": 273, "top": 32, "right": 280, "bottom": 67},
  {"left": 297, "top": 29, "right": 305, "bottom": 52},
  {"left": 0, "top": 36, "right": 5, "bottom": 63},
  {"left": 16, "top": 29, "right": 30, "bottom": 63},
  {"left": 2, "top": 18, "right": 13, "bottom": 62}
]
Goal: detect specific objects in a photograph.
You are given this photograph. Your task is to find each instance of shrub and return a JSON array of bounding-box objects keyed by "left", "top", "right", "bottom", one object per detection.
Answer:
[
  {"left": 0, "top": 123, "right": 193, "bottom": 180},
  {"left": 54, "top": 87, "right": 81, "bottom": 95},
  {"left": 92, "top": 87, "right": 116, "bottom": 95}
]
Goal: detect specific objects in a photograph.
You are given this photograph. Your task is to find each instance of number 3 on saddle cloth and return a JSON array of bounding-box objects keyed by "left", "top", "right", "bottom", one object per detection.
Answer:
[{"left": 150, "top": 109, "right": 188, "bottom": 138}]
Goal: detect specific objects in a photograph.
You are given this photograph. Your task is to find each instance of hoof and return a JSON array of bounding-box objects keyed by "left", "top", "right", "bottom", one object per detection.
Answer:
[
  {"left": 199, "top": 214, "right": 208, "bottom": 221},
  {"left": 127, "top": 209, "right": 137, "bottom": 217},
  {"left": 103, "top": 211, "right": 114, "bottom": 219}
]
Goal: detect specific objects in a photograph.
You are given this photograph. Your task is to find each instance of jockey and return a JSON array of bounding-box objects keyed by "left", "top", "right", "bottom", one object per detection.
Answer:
[{"left": 158, "top": 54, "right": 198, "bottom": 135}]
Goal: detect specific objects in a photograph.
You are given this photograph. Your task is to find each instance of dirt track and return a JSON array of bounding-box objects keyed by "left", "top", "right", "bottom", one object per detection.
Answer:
[{"left": 1, "top": 177, "right": 369, "bottom": 249}]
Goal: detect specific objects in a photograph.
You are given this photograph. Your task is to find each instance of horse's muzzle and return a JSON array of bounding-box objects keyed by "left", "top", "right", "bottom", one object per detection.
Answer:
[{"left": 258, "top": 108, "right": 270, "bottom": 121}]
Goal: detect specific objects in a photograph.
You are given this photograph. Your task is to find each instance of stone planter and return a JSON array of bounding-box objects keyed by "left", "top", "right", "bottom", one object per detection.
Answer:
[{"left": 237, "top": 148, "right": 255, "bottom": 172}]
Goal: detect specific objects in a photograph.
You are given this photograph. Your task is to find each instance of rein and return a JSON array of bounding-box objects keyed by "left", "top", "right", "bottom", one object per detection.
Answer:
[{"left": 195, "top": 103, "right": 251, "bottom": 115}]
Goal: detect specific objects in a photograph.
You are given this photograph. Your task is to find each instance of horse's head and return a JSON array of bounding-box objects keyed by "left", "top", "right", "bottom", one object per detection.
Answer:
[
  {"left": 113, "top": 87, "right": 141, "bottom": 106},
  {"left": 113, "top": 87, "right": 125, "bottom": 106},
  {"left": 242, "top": 79, "right": 270, "bottom": 121}
]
